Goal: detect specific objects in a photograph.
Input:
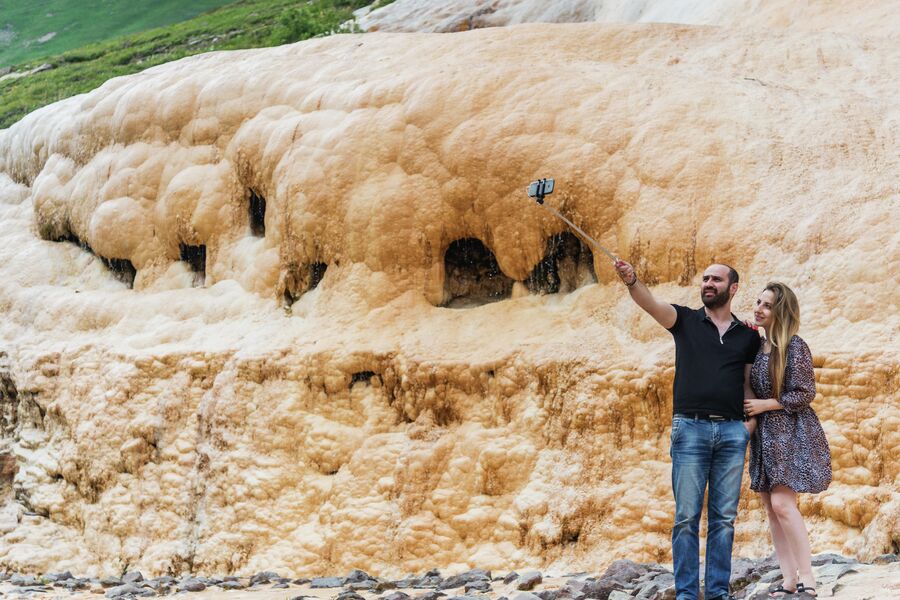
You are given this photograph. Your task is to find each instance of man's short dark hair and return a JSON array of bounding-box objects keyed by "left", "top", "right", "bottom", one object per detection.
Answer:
[{"left": 723, "top": 265, "right": 739, "bottom": 287}]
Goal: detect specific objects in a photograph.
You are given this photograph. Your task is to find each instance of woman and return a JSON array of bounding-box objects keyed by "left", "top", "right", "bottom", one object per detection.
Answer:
[{"left": 743, "top": 282, "right": 831, "bottom": 598}]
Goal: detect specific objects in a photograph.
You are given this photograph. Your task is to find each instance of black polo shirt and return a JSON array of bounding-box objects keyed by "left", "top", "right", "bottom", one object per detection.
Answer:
[{"left": 667, "top": 304, "right": 761, "bottom": 419}]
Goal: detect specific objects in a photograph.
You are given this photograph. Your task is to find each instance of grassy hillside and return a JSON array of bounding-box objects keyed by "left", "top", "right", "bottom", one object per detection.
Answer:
[
  {"left": 0, "top": 0, "right": 238, "bottom": 68},
  {"left": 0, "top": 0, "right": 387, "bottom": 129}
]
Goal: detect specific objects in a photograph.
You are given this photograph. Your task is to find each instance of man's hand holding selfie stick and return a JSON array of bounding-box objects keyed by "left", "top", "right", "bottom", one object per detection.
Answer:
[{"left": 527, "top": 178, "right": 676, "bottom": 329}]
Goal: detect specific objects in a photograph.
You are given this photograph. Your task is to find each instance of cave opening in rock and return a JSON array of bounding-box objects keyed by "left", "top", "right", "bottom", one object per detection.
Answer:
[
  {"left": 283, "top": 262, "right": 328, "bottom": 307},
  {"left": 55, "top": 234, "right": 136, "bottom": 288},
  {"left": 442, "top": 237, "right": 514, "bottom": 308},
  {"left": 100, "top": 257, "right": 136, "bottom": 289},
  {"left": 249, "top": 189, "right": 266, "bottom": 237},
  {"left": 179, "top": 243, "right": 206, "bottom": 287},
  {"left": 525, "top": 232, "right": 596, "bottom": 295},
  {"left": 350, "top": 371, "right": 377, "bottom": 387}
]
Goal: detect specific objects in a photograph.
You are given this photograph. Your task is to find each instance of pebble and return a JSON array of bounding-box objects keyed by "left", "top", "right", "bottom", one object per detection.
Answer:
[
  {"left": 415, "top": 591, "right": 447, "bottom": 600},
  {"left": 383, "top": 592, "right": 412, "bottom": 600},
  {"left": 10, "top": 574, "right": 40, "bottom": 586},
  {"left": 439, "top": 570, "right": 491, "bottom": 590},
  {"left": 502, "top": 572, "right": 518, "bottom": 585},
  {"left": 177, "top": 578, "right": 207, "bottom": 592},
  {"left": 311, "top": 576, "right": 346, "bottom": 588},
  {"left": 105, "top": 583, "right": 154, "bottom": 598},
  {"left": 100, "top": 576, "right": 124, "bottom": 588},
  {"left": 516, "top": 571, "right": 542, "bottom": 591},
  {"left": 122, "top": 571, "right": 144, "bottom": 584},
  {"left": 465, "top": 580, "right": 491, "bottom": 593},
  {"left": 250, "top": 571, "right": 280, "bottom": 586},
  {"left": 344, "top": 569, "right": 374, "bottom": 584},
  {"left": 219, "top": 580, "right": 247, "bottom": 589}
]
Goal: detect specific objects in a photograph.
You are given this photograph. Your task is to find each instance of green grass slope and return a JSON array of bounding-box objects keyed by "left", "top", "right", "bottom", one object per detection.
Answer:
[
  {"left": 0, "top": 0, "right": 384, "bottom": 129},
  {"left": 0, "top": 0, "right": 237, "bottom": 68}
]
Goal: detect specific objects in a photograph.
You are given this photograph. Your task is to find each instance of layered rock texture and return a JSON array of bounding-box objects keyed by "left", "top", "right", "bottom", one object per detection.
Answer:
[{"left": 0, "top": 1, "right": 897, "bottom": 578}]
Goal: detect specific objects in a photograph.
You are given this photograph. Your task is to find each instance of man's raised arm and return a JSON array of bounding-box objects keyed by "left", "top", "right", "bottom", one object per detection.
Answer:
[{"left": 614, "top": 259, "right": 677, "bottom": 329}]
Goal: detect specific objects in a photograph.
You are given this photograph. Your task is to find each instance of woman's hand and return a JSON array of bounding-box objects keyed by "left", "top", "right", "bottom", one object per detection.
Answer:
[{"left": 743, "top": 398, "right": 781, "bottom": 416}]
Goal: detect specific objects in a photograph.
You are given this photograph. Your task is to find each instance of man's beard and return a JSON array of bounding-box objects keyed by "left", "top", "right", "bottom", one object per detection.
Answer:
[{"left": 701, "top": 287, "right": 731, "bottom": 309}]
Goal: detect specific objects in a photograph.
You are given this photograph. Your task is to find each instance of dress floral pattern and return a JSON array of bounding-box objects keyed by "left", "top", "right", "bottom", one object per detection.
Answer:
[{"left": 749, "top": 335, "right": 832, "bottom": 493}]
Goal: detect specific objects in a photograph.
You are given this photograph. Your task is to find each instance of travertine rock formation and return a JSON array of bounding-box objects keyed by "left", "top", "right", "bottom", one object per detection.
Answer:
[{"left": 0, "top": 10, "right": 897, "bottom": 578}]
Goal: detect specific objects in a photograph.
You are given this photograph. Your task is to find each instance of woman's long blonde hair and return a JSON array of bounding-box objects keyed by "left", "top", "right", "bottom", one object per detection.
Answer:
[{"left": 764, "top": 282, "right": 801, "bottom": 399}]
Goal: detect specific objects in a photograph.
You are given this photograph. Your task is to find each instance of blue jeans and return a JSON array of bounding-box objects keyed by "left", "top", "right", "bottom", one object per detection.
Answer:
[{"left": 670, "top": 416, "right": 749, "bottom": 600}]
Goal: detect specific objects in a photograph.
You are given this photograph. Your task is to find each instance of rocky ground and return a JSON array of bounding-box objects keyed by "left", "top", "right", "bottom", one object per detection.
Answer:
[{"left": 1, "top": 554, "right": 897, "bottom": 600}]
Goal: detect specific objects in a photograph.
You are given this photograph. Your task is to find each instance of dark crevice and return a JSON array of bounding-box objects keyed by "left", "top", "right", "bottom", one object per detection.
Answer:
[
  {"left": 442, "top": 238, "right": 513, "bottom": 308},
  {"left": 179, "top": 243, "right": 206, "bottom": 287},
  {"left": 525, "top": 232, "right": 596, "bottom": 295},
  {"left": 101, "top": 257, "right": 137, "bottom": 288},
  {"left": 350, "top": 371, "right": 377, "bottom": 387},
  {"left": 55, "top": 234, "right": 136, "bottom": 288},
  {"left": 249, "top": 189, "right": 266, "bottom": 237},
  {"left": 283, "top": 262, "right": 328, "bottom": 308}
]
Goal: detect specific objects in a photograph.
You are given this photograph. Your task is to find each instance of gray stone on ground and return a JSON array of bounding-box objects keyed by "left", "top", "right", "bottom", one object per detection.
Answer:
[
  {"left": 465, "top": 580, "right": 491, "bottom": 593},
  {"left": 177, "top": 577, "right": 207, "bottom": 592},
  {"left": 606, "top": 592, "right": 631, "bottom": 600},
  {"left": 312, "top": 576, "right": 346, "bottom": 588},
  {"left": 106, "top": 583, "right": 155, "bottom": 597},
  {"left": 11, "top": 574, "right": 40, "bottom": 586},
  {"left": 122, "top": 571, "right": 144, "bottom": 584},
  {"left": 513, "top": 593, "right": 543, "bottom": 600},
  {"left": 632, "top": 572, "right": 675, "bottom": 599},
  {"left": 414, "top": 575, "right": 444, "bottom": 588},
  {"left": 446, "top": 596, "right": 486, "bottom": 600},
  {"left": 516, "top": 571, "right": 542, "bottom": 591},
  {"left": 100, "top": 576, "right": 124, "bottom": 587},
  {"left": 60, "top": 578, "right": 90, "bottom": 590},
  {"left": 503, "top": 572, "right": 518, "bottom": 585},
  {"left": 535, "top": 590, "right": 557, "bottom": 600},
  {"left": 219, "top": 580, "right": 247, "bottom": 589},
  {"left": 415, "top": 591, "right": 447, "bottom": 600},
  {"left": 46, "top": 571, "right": 73, "bottom": 582},
  {"left": 812, "top": 553, "right": 858, "bottom": 566},
  {"left": 273, "top": 582, "right": 290, "bottom": 588},
  {"left": 293, "top": 577, "right": 312, "bottom": 585},
  {"left": 349, "top": 580, "right": 378, "bottom": 590},
  {"left": 557, "top": 590, "right": 585, "bottom": 600},
  {"left": 439, "top": 570, "right": 491, "bottom": 590},
  {"left": 813, "top": 562, "right": 859, "bottom": 596},
  {"left": 344, "top": 569, "right": 374, "bottom": 584},
  {"left": 873, "top": 553, "right": 898, "bottom": 564},
  {"left": 250, "top": 571, "right": 281, "bottom": 585},
  {"left": 146, "top": 576, "right": 177, "bottom": 590},
  {"left": 337, "top": 591, "right": 366, "bottom": 600},
  {"left": 384, "top": 592, "right": 412, "bottom": 600}
]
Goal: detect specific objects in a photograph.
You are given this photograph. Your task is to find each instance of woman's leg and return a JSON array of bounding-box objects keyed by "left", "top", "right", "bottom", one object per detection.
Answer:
[
  {"left": 760, "top": 491, "right": 799, "bottom": 592},
  {"left": 768, "top": 486, "right": 815, "bottom": 592}
]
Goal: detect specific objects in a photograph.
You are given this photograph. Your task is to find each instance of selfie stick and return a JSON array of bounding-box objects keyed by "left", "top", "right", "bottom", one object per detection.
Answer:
[{"left": 532, "top": 194, "right": 619, "bottom": 263}]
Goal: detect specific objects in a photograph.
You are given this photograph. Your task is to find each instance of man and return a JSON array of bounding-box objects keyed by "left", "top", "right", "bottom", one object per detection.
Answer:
[{"left": 614, "top": 260, "right": 760, "bottom": 600}]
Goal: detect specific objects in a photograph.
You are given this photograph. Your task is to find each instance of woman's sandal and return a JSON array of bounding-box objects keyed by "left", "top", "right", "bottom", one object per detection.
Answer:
[
  {"left": 796, "top": 583, "right": 818, "bottom": 597},
  {"left": 768, "top": 584, "right": 797, "bottom": 597}
]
